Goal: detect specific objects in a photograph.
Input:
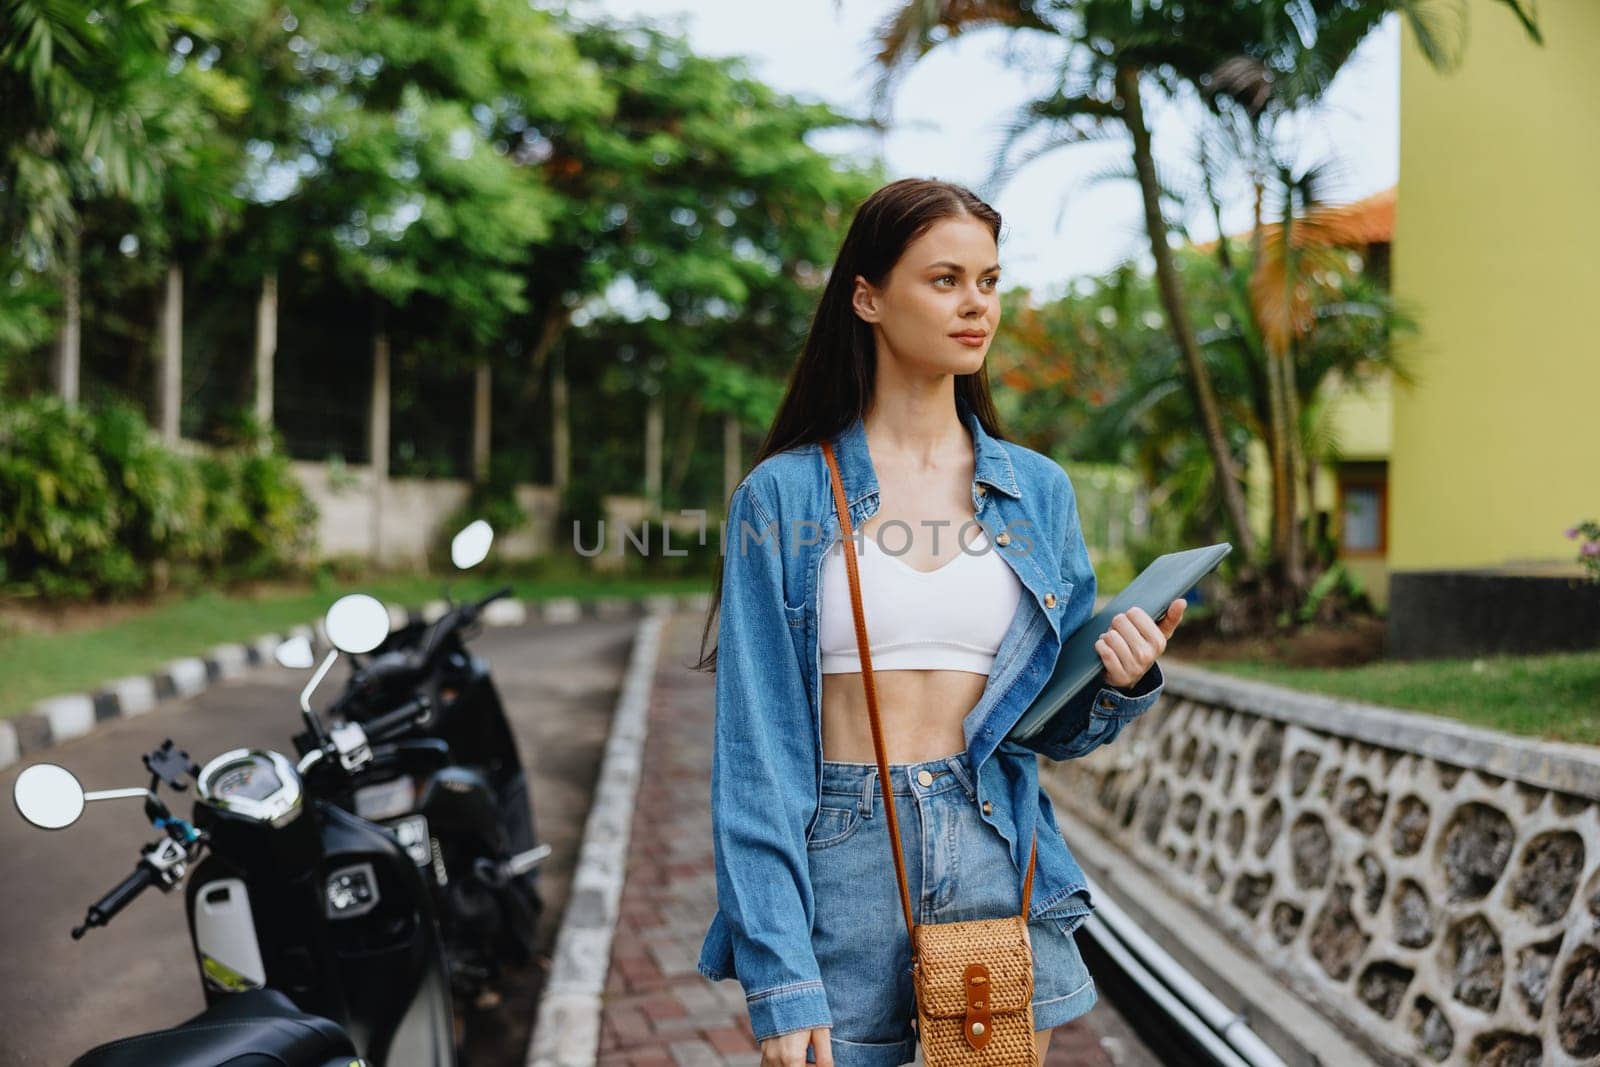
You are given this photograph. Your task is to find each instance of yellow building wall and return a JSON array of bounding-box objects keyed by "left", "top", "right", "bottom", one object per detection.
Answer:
[
  {"left": 1392, "top": 0, "right": 1600, "bottom": 573},
  {"left": 1243, "top": 368, "right": 1395, "bottom": 609},
  {"left": 1242, "top": 370, "right": 1391, "bottom": 535},
  {"left": 1324, "top": 369, "right": 1394, "bottom": 608},
  {"left": 1321, "top": 369, "right": 1392, "bottom": 464}
]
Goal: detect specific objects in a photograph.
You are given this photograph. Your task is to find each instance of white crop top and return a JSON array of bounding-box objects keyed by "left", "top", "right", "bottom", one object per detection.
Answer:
[{"left": 819, "top": 526, "right": 1024, "bottom": 676}]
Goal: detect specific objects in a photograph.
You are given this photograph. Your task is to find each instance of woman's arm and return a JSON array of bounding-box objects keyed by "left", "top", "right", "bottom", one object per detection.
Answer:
[
  {"left": 707, "top": 478, "right": 832, "bottom": 1041},
  {"left": 1037, "top": 469, "right": 1167, "bottom": 762}
]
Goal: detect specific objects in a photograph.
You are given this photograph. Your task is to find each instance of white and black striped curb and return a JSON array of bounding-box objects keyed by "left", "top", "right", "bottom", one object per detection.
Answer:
[
  {"left": 526, "top": 612, "right": 663, "bottom": 1067},
  {"left": 0, "top": 591, "right": 710, "bottom": 772}
]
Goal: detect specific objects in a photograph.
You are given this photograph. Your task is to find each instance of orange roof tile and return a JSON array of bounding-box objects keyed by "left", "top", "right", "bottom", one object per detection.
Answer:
[{"left": 1195, "top": 185, "right": 1394, "bottom": 252}]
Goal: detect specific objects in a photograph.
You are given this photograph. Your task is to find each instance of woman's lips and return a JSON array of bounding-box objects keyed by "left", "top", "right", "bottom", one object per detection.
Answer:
[{"left": 950, "top": 334, "right": 987, "bottom": 347}]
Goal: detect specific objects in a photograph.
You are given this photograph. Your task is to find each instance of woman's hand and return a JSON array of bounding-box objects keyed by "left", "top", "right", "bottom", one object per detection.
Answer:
[
  {"left": 1095, "top": 598, "right": 1185, "bottom": 689},
  {"left": 760, "top": 1026, "right": 832, "bottom": 1066}
]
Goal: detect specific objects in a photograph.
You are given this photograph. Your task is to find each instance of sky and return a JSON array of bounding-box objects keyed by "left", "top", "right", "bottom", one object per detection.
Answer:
[{"left": 570, "top": 0, "right": 1401, "bottom": 302}]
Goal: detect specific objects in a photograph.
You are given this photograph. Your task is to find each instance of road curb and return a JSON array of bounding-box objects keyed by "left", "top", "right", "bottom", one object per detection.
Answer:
[
  {"left": 1, "top": 591, "right": 709, "bottom": 771},
  {"left": 525, "top": 612, "right": 666, "bottom": 1067}
]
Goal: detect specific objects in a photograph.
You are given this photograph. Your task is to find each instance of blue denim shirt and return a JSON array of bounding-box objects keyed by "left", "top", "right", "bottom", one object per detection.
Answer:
[{"left": 696, "top": 393, "right": 1166, "bottom": 1041}]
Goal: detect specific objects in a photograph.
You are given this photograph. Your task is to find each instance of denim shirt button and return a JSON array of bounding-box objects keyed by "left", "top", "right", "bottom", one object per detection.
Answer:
[
  {"left": 994, "top": 530, "right": 1011, "bottom": 547},
  {"left": 1042, "top": 592, "right": 1056, "bottom": 609}
]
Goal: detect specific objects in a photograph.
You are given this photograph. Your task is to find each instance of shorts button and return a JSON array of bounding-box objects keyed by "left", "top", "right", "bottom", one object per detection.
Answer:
[
  {"left": 1043, "top": 592, "right": 1057, "bottom": 608},
  {"left": 982, "top": 800, "right": 993, "bottom": 814},
  {"left": 916, "top": 769, "right": 934, "bottom": 787},
  {"left": 994, "top": 531, "right": 1011, "bottom": 547}
]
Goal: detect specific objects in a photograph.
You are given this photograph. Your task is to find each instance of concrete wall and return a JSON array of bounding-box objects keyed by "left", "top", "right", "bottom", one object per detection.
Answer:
[
  {"left": 294, "top": 460, "right": 467, "bottom": 567},
  {"left": 292, "top": 461, "right": 707, "bottom": 570},
  {"left": 1041, "top": 662, "right": 1600, "bottom": 1065},
  {"left": 292, "top": 460, "right": 383, "bottom": 560}
]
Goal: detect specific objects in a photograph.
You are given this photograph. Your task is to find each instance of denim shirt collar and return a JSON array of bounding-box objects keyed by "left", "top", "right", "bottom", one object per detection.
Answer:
[{"left": 828, "top": 392, "right": 1021, "bottom": 506}]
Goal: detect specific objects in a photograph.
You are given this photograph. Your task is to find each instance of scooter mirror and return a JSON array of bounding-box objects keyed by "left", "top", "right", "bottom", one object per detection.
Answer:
[
  {"left": 274, "top": 635, "right": 315, "bottom": 670},
  {"left": 324, "top": 594, "right": 391, "bottom": 655},
  {"left": 451, "top": 519, "right": 494, "bottom": 570},
  {"left": 13, "top": 763, "right": 86, "bottom": 830}
]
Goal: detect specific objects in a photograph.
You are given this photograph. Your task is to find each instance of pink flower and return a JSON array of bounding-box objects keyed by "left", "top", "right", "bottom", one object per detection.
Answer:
[
  {"left": 1583, "top": 541, "right": 1600, "bottom": 559},
  {"left": 1567, "top": 526, "right": 1581, "bottom": 539}
]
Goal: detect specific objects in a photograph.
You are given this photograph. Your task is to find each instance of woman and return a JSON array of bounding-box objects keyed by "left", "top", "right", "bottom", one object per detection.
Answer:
[{"left": 694, "top": 178, "right": 1185, "bottom": 1067}]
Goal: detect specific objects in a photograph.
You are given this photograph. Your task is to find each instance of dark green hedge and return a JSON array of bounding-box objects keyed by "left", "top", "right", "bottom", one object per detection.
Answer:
[{"left": 0, "top": 397, "right": 316, "bottom": 599}]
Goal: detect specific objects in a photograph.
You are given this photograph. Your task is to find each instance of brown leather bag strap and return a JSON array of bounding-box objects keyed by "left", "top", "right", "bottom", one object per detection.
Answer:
[
  {"left": 821, "top": 440, "right": 1038, "bottom": 937},
  {"left": 822, "top": 439, "right": 918, "bottom": 940}
]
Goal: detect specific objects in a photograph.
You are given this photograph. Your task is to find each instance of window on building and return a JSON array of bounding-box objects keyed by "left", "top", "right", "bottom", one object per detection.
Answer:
[{"left": 1338, "top": 473, "right": 1387, "bottom": 556}]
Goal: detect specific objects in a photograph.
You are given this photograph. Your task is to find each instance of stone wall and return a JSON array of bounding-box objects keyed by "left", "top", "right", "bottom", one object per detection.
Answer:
[{"left": 1039, "top": 662, "right": 1600, "bottom": 1066}]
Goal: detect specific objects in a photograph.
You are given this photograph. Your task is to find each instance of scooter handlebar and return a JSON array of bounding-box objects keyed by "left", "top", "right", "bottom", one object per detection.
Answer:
[
  {"left": 472, "top": 585, "right": 515, "bottom": 614},
  {"left": 73, "top": 861, "right": 159, "bottom": 939},
  {"left": 417, "top": 586, "right": 511, "bottom": 664},
  {"left": 362, "top": 694, "right": 433, "bottom": 741}
]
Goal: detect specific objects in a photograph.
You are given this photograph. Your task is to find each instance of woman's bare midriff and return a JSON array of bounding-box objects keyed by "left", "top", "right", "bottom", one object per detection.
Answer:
[
  {"left": 819, "top": 507, "right": 991, "bottom": 762},
  {"left": 821, "top": 667, "right": 986, "bottom": 764}
]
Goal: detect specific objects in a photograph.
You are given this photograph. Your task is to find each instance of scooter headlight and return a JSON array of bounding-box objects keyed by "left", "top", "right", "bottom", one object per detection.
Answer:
[
  {"left": 352, "top": 775, "right": 416, "bottom": 821},
  {"left": 388, "top": 814, "right": 432, "bottom": 867}
]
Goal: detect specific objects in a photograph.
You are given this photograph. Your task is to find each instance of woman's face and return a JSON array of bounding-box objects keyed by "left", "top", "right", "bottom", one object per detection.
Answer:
[{"left": 852, "top": 214, "right": 1001, "bottom": 377}]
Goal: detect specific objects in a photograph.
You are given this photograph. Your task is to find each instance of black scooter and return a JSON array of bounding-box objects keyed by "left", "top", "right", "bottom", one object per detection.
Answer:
[
  {"left": 12, "top": 593, "right": 460, "bottom": 1066},
  {"left": 289, "top": 521, "right": 548, "bottom": 1002}
]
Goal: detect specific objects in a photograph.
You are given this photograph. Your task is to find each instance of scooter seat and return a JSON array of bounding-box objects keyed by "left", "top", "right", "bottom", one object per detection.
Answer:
[{"left": 71, "top": 987, "right": 358, "bottom": 1067}]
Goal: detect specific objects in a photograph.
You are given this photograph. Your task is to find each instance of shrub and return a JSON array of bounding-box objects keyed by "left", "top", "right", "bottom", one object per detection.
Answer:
[
  {"left": 1567, "top": 520, "right": 1600, "bottom": 583},
  {"left": 0, "top": 397, "right": 317, "bottom": 599},
  {"left": 0, "top": 398, "right": 123, "bottom": 596},
  {"left": 94, "top": 401, "right": 208, "bottom": 565}
]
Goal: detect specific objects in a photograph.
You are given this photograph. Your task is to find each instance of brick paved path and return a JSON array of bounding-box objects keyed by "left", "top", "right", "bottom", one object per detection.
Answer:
[{"left": 596, "top": 612, "right": 1125, "bottom": 1066}]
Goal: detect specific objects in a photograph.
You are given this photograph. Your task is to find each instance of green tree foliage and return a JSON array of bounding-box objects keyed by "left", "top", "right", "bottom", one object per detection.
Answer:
[
  {"left": 0, "top": 1, "right": 887, "bottom": 597},
  {"left": 548, "top": 16, "right": 884, "bottom": 503}
]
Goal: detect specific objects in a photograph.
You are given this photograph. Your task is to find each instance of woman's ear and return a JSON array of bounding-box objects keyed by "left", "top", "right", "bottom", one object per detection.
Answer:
[{"left": 852, "top": 274, "right": 880, "bottom": 322}]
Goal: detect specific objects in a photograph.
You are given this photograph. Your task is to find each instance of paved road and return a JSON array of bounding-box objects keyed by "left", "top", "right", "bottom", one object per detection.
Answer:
[{"left": 0, "top": 615, "right": 641, "bottom": 1067}]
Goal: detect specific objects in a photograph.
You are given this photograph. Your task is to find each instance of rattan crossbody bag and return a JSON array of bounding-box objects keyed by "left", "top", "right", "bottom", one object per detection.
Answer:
[{"left": 821, "top": 439, "right": 1041, "bottom": 1066}]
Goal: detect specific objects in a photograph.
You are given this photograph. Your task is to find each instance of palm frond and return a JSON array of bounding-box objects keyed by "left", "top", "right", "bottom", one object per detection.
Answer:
[
  {"left": 979, "top": 86, "right": 1120, "bottom": 194},
  {"left": 1395, "top": 0, "right": 1469, "bottom": 73},
  {"left": 1492, "top": 0, "right": 1543, "bottom": 44},
  {"left": 863, "top": 0, "right": 1059, "bottom": 123}
]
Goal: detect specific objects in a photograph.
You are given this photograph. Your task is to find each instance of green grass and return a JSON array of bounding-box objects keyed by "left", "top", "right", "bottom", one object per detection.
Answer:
[
  {"left": 1, "top": 569, "right": 710, "bottom": 718},
  {"left": 1186, "top": 650, "right": 1600, "bottom": 746}
]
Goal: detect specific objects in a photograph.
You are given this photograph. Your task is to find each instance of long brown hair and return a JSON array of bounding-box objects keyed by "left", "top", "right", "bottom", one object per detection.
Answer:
[{"left": 692, "top": 177, "right": 1011, "bottom": 672}]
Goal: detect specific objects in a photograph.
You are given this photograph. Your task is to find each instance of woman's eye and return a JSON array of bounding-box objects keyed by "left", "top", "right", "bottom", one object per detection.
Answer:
[{"left": 936, "top": 275, "right": 1000, "bottom": 288}]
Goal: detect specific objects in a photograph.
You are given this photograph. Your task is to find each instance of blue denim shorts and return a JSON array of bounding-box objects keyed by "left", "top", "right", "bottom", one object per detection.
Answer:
[{"left": 804, "top": 752, "right": 1097, "bottom": 1067}]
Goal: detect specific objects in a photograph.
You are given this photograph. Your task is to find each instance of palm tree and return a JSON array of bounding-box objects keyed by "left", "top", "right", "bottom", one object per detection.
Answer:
[
  {"left": 856, "top": 0, "right": 1541, "bottom": 624},
  {"left": 1197, "top": 174, "right": 1420, "bottom": 624},
  {"left": 1188, "top": 0, "right": 1540, "bottom": 612}
]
